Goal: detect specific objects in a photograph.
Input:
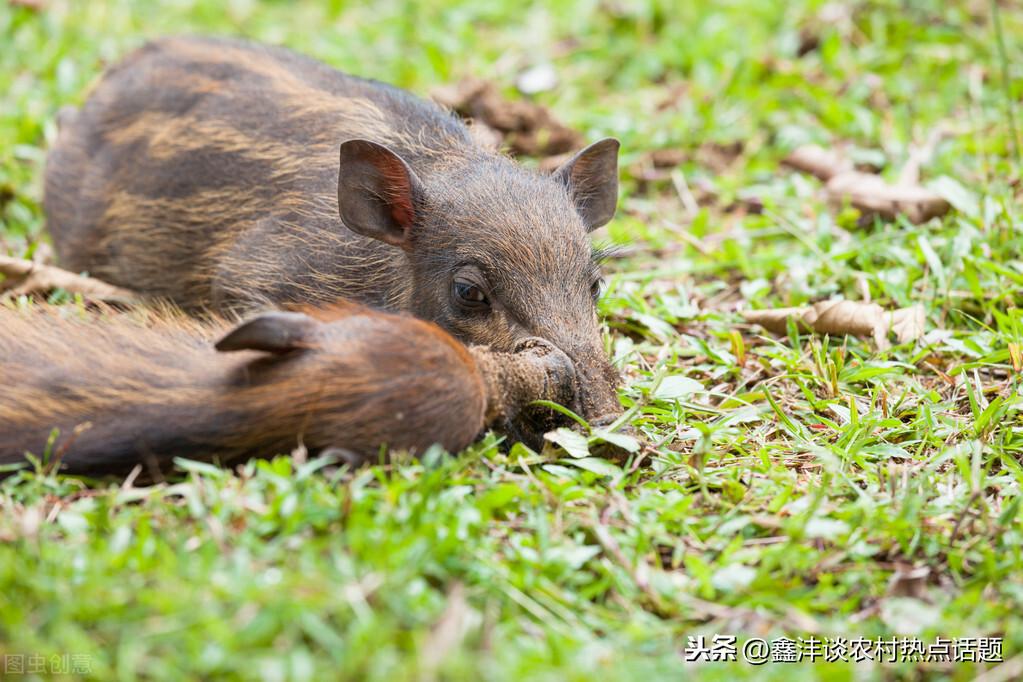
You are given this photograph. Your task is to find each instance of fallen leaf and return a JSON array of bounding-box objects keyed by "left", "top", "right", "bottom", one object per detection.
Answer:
[
  {"left": 648, "top": 148, "right": 686, "bottom": 168},
  {"left": 743, "top": 300, "right": 927, "bottom": 350},
  {"left": 890, "top": 304, "right": 926, "bottom": 344},
  {"left": 784, "top": 143, "right": 951, "bottom": 224},
  {"left": 783, "top": 144, "right": 852, "bottom": 180},
  {"left": 432, "top": 78, "right": 582, "bottom": 157},
  {"left": 802, "top": 300, "right": 885, "bottom": 342},
  {"left": 825, "top": 172, "right": 949, "bottom": 224}
]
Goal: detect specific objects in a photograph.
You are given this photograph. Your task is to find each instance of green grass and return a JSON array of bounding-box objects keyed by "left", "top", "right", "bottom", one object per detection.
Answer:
[{"left": 2, "top": 0, "right": 1022, "bottom": 680}]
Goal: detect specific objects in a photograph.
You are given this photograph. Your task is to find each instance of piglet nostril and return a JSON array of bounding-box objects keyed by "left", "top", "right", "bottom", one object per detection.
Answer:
[
  {"left": 512, "top": 337, "right": 577, "bottom": 408},
  {"left": 513, "top": 337, "right": 556, "bottom": 355}
]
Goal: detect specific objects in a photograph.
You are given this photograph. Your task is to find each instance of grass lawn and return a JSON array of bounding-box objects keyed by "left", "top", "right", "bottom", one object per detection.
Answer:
[{"left": 2, "top": 0, "right": 1022, "bottom": 679}]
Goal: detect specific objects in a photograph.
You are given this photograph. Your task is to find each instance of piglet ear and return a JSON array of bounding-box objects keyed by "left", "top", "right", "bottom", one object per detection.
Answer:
[
  {"left": 215, "top": 311, "right": 319, "bottom": 354},
  {"left": 553, "top": 138, "right": 620, "bottom": 231},
  {"left": 337, "top": 139, "right": 425, "bottom": 251}
]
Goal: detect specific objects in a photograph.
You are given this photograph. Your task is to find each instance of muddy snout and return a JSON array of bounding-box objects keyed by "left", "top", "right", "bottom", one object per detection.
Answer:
[
  {"left": 511, "top": 337, "right": 576, "bottom": 409},
  {"left": 565, "top": 347, "right": 624, "bottom": 427},
  {"left": 510, "top": 337, "right": 623, "bottom": 434},
  {"left": 480, "top": 337, "right": 576, "bottom": 449},
  {"left": 471, "top": 336, "right": 621, "bottom": 448}
]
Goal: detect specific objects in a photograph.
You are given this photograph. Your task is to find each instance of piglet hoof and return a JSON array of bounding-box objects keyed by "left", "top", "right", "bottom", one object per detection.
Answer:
[{"left": 512, "top": 337, "right": 576, "bottom": 407}]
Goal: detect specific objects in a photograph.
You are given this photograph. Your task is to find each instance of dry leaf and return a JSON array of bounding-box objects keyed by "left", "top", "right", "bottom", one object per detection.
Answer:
[
  {"left": 784, "top": 143, "right": 951, "bottom": 224},
  {"left": 0, "top": 255, "right": 138, "bottom": 303},
  {"left": 432, "top": 78, "right": 583, "bottom": 158},
  {"left": 889, "top": 304, "right": 926, "bottom": 345},
  {"left": 649, "top": 148, "right": 686, "bottom": 168},
  {"left": 743, "top": 301, "right": 927, "bottom": 349},
  {"left": 825, "top": 173, "right": 949, "bottom": 224},
  {"left": 742, "top": 306, "right": 814, "bottom": 335},
  {"left": 783, "top": 144, "right": 853, "bottom": 180}
]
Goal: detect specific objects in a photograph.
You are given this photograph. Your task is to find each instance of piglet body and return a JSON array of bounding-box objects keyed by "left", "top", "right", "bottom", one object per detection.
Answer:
[{"left": 0, "top": 304, "right": 574, "bottom": 477}]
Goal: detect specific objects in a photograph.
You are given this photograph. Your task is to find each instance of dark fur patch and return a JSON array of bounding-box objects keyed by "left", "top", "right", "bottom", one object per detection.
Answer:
[{"left": 43, "top": 35, "right": 624, "bottom": 423}]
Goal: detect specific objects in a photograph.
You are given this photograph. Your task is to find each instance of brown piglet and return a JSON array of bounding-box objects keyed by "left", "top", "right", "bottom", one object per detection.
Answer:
[
  {"left": 44, "top": 36, "right": 622, "bottom": 428},
  {"left": 0, "top": 304, "right": 575, "bottom": 477}
]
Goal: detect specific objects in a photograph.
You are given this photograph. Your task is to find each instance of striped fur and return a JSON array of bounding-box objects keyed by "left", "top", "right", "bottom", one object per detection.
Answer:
[
  {"left": 44, "top": 36, "right": 622, "bottom": 422},
  {"left": 0, "top": 303, "right": 573, "bottom": 477}
]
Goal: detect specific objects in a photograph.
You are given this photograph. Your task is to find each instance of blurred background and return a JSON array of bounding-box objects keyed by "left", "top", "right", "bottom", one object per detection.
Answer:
[
  {"left": 2, "top": 3, "right": 1022, "bottom": 680},
  {"left": 2, "top": 0, "right": 1017, "bottom": 255}
]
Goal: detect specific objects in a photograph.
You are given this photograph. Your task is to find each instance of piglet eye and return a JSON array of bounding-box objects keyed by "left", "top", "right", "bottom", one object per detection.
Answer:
[
  {"left": 453, "top": 277, "right": 490, "bottom": 310},
  {"left": 590, "top": 278, "right": 605, "bottom": 301}
]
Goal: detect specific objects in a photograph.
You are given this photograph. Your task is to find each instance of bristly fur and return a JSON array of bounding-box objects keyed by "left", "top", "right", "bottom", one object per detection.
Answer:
[
  {"left": 588, "top": 243, "right": 622, "bottom": 282},
  {"left": 44, "top": 35, "right": 623, "bottom": 422},
  {"left": 0, "top": 303, "right": 567, "bottom": 477}
]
